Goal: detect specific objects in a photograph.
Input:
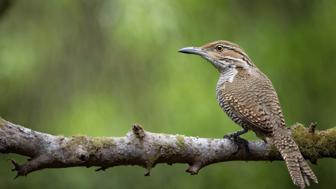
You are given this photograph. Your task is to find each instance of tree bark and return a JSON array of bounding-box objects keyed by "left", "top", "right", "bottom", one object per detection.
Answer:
[{"left": 0, "top": 118, "right": 335, "bottom": 178}]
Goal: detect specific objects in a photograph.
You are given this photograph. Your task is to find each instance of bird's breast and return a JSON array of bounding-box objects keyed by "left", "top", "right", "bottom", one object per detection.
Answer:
[{"left": 215, "top": 69, "right": 239, "bottom": 118}]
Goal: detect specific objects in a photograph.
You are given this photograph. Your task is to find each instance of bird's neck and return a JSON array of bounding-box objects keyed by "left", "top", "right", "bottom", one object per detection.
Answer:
[
  {"left": 218, "top": 63, "right": 254, "bottom": 82},
  {"left": 218, "top": 66, "right": 239, "bottom": 85}
]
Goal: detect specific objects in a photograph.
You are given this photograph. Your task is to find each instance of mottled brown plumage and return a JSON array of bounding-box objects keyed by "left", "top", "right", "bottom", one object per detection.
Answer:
[{"left": 179, "top": 40, "right": 318, "bottom": 188}]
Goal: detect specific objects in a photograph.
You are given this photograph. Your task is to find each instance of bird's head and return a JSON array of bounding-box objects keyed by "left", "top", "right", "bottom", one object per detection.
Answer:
[{"left": 179, "top": 40, "right": 254, "bottom": 72}]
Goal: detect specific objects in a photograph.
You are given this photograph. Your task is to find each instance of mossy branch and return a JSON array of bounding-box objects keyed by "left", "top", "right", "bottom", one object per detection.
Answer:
[{"left": 0, "top": 118, "right": 335, "bottom": 178}]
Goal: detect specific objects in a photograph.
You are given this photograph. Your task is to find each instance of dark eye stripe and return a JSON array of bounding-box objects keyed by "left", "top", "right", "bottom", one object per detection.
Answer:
[{"left": 221, "top": 45, "right": 252, "bottom": 66}]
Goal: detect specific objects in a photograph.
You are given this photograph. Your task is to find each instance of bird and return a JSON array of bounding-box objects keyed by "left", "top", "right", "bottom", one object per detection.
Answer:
[{"left": 178, "top": 40, "right": 318, "bottom": 189}]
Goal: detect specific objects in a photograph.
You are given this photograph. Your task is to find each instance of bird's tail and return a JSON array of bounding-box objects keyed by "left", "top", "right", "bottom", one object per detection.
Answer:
[{"left": 272, "top": 129, "right": 318, "bottom": 189}]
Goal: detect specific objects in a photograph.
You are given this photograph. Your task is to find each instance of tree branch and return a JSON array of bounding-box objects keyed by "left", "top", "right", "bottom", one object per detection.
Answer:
[{"left": 0, "top": 118, "right": 335, "bottom": 177}]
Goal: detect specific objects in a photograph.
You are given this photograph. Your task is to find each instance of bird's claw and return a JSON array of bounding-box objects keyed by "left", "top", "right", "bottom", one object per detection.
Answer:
[
  {"left": 223, "top": 133, "right": 239, "bottom": 139},
  {"left": 223, "top": 134, "right": 250, "bottom": 155}
]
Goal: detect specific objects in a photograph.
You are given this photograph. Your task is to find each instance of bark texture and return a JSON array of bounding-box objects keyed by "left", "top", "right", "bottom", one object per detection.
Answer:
[{"left": 0, "top": 118, "right": 335, "bottom": 177}]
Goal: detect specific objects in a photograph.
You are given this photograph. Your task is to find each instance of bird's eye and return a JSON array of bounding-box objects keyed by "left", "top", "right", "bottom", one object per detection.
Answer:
[{"left": 215, "top": 45, "right": 224, "bottom": 52}]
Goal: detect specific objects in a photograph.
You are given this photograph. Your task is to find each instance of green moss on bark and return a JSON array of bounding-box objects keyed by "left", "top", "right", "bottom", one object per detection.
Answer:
[
  {"left": 0, "top": 117, "right": 6, "bottom": 128},
  {"left": 291, "top": 124, "right": 320, "bottom": 162},
  {"left": 62, "top": 136, "right": 117, "bottom": 161},
  {"left": 291, "top": 123, "right": 336, "bottom": 161},
  {"left": 315, "top": 127, "right": 336, "bottom": 157},
  {"left": 267, "top": 124, "right": 336, "bottom": 161},
  {"left": 176, "top": 135, "right": 186, "bottom": 149},
  {"left": 90, "top": 137, "right": 115, "bottom": 149}
]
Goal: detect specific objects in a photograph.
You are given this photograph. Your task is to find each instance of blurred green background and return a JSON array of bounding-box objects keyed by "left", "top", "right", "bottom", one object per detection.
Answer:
[{"left": 0, "top": 0, "right": 335, "bottom": 188}]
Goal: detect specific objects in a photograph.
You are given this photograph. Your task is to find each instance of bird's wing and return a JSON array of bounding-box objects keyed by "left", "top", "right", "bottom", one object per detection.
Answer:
[{"left": 223, "top": 71, "right": 285, "bottom": 135}]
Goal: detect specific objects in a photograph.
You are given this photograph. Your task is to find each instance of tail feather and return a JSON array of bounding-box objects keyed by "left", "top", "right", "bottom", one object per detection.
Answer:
[
  {"left": 273, "top": 129, "right": 318, "bottom": 189},
  {"left": 298, "top": 156, "right": 318, "bottom": 184}
]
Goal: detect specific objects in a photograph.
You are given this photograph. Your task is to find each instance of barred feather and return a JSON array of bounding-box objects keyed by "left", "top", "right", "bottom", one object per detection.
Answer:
[{"left": 273, "top": 129, "right": 318, "bottom": 188}]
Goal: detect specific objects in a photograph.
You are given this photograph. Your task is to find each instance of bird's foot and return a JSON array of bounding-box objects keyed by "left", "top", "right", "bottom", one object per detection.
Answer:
[
  {"left": 223, "top": 134, "right": 250, "bottom": 155},
  {"left": 223, "top": 128, "right": 248, "bottom": 139},
  {"left": 223, "top": 132, "right": 240, "bottom": 139}
]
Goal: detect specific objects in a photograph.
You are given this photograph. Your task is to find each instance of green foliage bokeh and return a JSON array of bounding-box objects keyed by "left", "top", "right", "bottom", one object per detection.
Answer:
[{"left": 0, "top": 0, "right": 335, "bottom": 188}]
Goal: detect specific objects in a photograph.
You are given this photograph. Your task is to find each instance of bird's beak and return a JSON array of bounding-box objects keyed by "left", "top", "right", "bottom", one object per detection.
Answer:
[{"left": 178, "top": 47, "right": 205, "bottom": 56}]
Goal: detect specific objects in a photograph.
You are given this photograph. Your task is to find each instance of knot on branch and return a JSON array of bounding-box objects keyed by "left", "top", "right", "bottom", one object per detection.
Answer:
[
  {"left": 309, "top": 122, "right": 317, "bottom": 134},
  {"left": 132, "top": 124, "right": 145, "bottom": 139},
  {"left": 186, "top": 162, "right": 203, "bottom": 175},
  {"left": 10, "top": 155, "right": 52, "bottom": 178}
]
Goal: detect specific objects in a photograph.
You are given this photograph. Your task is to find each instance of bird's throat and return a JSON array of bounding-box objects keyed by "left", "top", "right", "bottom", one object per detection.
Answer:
[{"left": 219, "top": 67, "right": 238, "bottom": 84}]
